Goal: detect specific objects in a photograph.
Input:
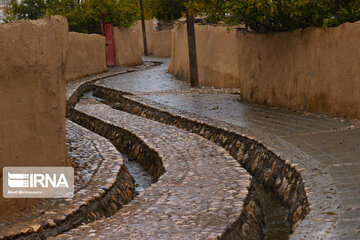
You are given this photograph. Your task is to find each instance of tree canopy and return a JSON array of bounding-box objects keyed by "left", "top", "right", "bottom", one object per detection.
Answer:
[
  {"left": 144, "top": 0, "right": 185, "bottom": 21},
  {"left": 144, "top": 0, "right": 360, "bottom": 32},
  {"left": 143, "top": 0, "right": 227, "bottom": 23},
  {"left": 4, "top": 0, "right": 360, "bottom": 33},
  {"left": 4, "top": 0, "right": 139, "bottom": 33},
  {"left": 225, "top": 0, "right": 360, "bottom": 33}
]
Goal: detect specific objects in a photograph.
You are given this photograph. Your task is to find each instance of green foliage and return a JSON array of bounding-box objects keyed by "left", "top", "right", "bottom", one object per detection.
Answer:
[
  {"left": 4, "top": 0, "right": 47, "bottom": 20},
  {"left": 6, "top": 0, "right": 359, "bottom": 34},
  {"left": 225, "top": 0, "right": 360, "bottom": 33},
  {"left": 65, "top": 0, "right": 140, "bottom": 33},
  {"left": 200, "top": 0, "right": 228, "bottom": 23},
  {"left": 144, "top": 0, "right": 185, "bottom": 21},
  {"left": 4, "top": 0, "right": 139, "bottom": 33},
  {"left": 185, "top": 0, "right": 229, "bottom": 23},
  {"left": 141, "top": 0, "right": 360, "bottom": 32},
  {"left": 142, "top": 0, "right": 225, "bottom": 23}
]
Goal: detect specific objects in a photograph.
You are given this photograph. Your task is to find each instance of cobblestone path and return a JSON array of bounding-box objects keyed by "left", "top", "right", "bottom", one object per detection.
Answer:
[
  {"left": 57, "top": 99, "right": 261, "bottom": 239},
  {"left": 0, "top": 120, "right": 134, "bottom": 239},
  {"left": 90, "top": 57, "right": 360, "bottom": 240}
]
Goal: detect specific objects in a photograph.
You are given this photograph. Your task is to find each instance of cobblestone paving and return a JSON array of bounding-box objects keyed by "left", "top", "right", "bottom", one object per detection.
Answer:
[
  {"left": 56, "top": 99, "right": 256, "bottom": 239},
  {"left": 95, "top": 58, "right": 241, "bottom": 97},
  {"left": 95, "top": 57, "right": 360, "bottom": 239},
  {"left": 0, "top": 120, "right": 134, "bottom": 239},
  {"left": 96, "top": 58, "right": 190, "bottom": 94},
  {"left": 66, "top": 60, "right": 159, "bottom": 101},
  {"left": 67, "top": 120, "right": 112, "bottom": 192}
]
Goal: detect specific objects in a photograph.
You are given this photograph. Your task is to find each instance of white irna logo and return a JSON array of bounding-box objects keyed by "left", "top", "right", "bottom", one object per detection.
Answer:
[
  {"left": 8, "top": 172, "right": 69, "bottom": 188},
  {"left": 4, "top": 167, "right": 74, "bottom": 198}
]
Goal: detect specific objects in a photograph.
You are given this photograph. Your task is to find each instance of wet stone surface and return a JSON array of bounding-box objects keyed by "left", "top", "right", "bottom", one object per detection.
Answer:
[
  {"left": 57, "top": 99, "right": 262, "bottom": 239},
  {"left": 135, "top": 93, "right": 360, "bottom": 239},
  {"left": 0, "top": 120, "right": 134, "bottom": 239},
  {"left": 123, "top": 156, "right": 153, "bottom": 194},
  {"left": 96, "top": 58, "right": 190, "bottom": 94},
  {"left": 67, "top": 120, "right": 112, "bottom": 192},
  {"left": 252, "top": 180, "right": 290, "bottom": 240},
  {"left": 66, "top": 60, "right": 159, "bottom": 102},
  {"left": 94, "top": 56, "right": 360, "bottom": 239}
]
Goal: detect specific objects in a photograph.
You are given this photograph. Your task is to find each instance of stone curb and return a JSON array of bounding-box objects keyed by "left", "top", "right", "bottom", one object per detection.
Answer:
[
  {"left": 64, "top": 102, "right": 264, "bottom": 239},
  {"left": 0, "top": 61, "right": 162, "bottom": 240},
  {"left": 65, "top": 61, "right": 163, "bottom": 108},
  {"left": 0, "top": 122, "right": 135, "bottom": 240},
  {"left": 92, "top": 85, "right": 310, "bottom": 235}
]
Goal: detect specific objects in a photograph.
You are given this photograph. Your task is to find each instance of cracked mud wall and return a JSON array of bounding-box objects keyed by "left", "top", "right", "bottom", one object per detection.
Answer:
[
  {"left": 169, "top": 22, "right": 360, "bottom": 119},
  {"left": 66, "top": 32, "right": 107, "bottom": 81},
  {"left": 0, "top": 16, "right": 68, "bottom": 218}
]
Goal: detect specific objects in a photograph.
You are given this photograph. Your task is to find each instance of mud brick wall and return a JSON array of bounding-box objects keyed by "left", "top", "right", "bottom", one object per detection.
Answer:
[
  {"left": 0, "top": 16, "right": 68, "bottom": 217},
  {"left": 169, "top": 22, "right": 360, "bottom": 119},
  {"left": 169, "top": 23, "right": 239, "bottom": 88},
  {"left": 132, "top": 21, "right": 172, "bottom": 57},
  {"left": 113, "top": 27, "right": 143, "bottom": 67},
  {"left": 66, "top": 32, "right": 107, "bottom": 81}
]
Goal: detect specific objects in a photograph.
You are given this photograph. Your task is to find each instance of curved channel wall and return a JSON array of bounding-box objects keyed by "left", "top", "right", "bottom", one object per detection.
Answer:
[
  {"left": 66, "top": 84, "right": 264, "bottom": 240},
  {"left": 169, "top": 22, "right": 360, "bottom": 119},
  {"left": 91, "top": 85, "right": 310, "bottom": 234}
]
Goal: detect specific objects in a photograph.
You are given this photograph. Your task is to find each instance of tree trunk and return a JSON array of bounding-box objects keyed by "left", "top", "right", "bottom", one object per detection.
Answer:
[
  {"left": 186, "top": 11, "right": 199, "bottom": 87},
  {"left": 139, "top": 0, "right": 148, "bottom": 56}
]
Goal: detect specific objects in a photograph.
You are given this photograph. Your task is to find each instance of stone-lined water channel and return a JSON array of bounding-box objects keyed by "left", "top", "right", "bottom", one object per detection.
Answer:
[
  {"left": 81, "top": 91, "right": 290, "bottom": 239},
  {"left": 81, "top": 92, "right": 154, "bottom": 195},
  {"left": 62, "top": 56, "right": 360, "bottom": 239},
  {"left": 124, "top": 156, "right": 153, "bottom": 194}
]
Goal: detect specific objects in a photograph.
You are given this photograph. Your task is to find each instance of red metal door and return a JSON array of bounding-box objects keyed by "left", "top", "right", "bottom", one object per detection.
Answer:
[{"left": 105, "top": 23, "right": 116, "bottom": 67}]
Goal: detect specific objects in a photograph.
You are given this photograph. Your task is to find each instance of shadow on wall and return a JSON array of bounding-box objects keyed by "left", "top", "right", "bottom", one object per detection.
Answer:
[{"left": 169, "top": 22, "right": 360, "bottom": 119}]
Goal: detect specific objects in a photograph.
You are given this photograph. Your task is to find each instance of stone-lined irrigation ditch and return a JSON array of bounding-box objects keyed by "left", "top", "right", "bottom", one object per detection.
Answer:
[
  {"left": 0, "top": 60, "right": 308, "bottom": 239},
  {"left": 0, "top": 124, "right": 135, "bottom": 240},
  {"left": 62, "top": 72, "right": 310, "bottom": 238},
  {"left": 80, "top": 91, "right": 291, "bottom": 239},
  {"left": 63, "top": 98, "right": 264, "bottom": 239},
  {"left": 89, "top": 84, "right": 310, "bottom": 236}
]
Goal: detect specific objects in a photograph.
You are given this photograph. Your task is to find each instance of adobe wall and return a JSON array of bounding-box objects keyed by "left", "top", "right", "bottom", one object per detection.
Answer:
[
  {"left": 66, "top": 32, "right": 107, "bottom": 81},
  {"left": 133, "top": 21, "right": 172, "bottom": 57},
  {"left": 169, "top": 22, "right": 360, "bottom": 119},
  {"left": 0, "top": 16, "right": 68, "bottom": 217},
  {"left": 169, "top": 24, "right": 240, "bottom": 88},
  {"left": 113, "top": 27, "right": 143, "bottom": 66}
]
